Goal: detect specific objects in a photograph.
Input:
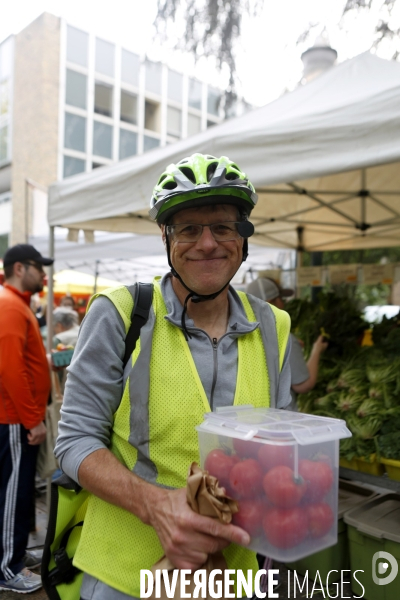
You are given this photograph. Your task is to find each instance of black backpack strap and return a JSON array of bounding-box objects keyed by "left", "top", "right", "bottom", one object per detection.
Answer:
[{"left": 123, "top": 283, "right": 153, "bottom": 368}]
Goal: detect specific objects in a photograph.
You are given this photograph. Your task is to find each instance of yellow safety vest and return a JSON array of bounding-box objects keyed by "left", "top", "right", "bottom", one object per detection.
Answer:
[{"left": 74, "top": 279, "right": 290, "bottom": 597}]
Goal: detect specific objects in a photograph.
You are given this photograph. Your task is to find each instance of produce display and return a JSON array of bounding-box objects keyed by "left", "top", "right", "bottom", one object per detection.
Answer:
[
  {"left": 285, "top": 291, "right": 400, "bottom": 465},
  {"left": 197, "top": 408, "right": 350, "bottom": 561}
]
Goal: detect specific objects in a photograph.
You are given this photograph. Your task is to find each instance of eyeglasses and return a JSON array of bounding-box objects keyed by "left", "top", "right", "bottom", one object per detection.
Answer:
[
  {"left": 23, "top": 261, "right": 45, "bottom": 273},
  {"left": 166, "top": 221, "right": 242, "bottom": 243}
]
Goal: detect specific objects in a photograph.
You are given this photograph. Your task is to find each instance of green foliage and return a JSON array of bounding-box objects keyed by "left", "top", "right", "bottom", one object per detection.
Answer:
[{"left": 295, "top": 287, "right": 400, "bottom": 460}]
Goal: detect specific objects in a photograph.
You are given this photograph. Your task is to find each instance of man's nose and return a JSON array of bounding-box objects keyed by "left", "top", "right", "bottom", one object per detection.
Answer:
[{"left": 196, "top": 225, "right": 219, "bottom": 249}]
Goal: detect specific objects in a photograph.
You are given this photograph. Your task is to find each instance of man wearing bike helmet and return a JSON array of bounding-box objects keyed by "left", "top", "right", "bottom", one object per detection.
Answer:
[{"left": 55, "top": 154, "right": 292, "bottom": 600}]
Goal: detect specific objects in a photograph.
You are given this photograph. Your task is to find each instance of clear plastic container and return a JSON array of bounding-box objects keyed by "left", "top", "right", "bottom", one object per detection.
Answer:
[{"left": 196, "top": 406, "right": 352, "bottom": 562}]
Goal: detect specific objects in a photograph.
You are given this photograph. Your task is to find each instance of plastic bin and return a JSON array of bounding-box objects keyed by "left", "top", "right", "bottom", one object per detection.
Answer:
[
  {"left": 380, "top": 458, "right": 400, "bottom": 482},
  {"left": 286, "top": 479, "right": 378, "bottom": 582},
  {"left": 356, "top": 453, "right": 385, "bottom": 476},
  {"left": 52, "top": 349, "right": 74, "bottom": 367},
  {"left": 196, "top": 406, "right": 351, "bottom": 562},
  {"left": 344, "top": 493, "right": 400, "bottom": 599},
  {"left": 339, "top": 456, "right": 359, "bottom": 471}
]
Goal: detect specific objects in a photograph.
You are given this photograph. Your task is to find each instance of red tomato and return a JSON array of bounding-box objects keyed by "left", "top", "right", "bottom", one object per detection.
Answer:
[
  {"left": 306, "top": 503, "right": 334, "bottom": 538},
  {"left": 233, "top": 438, "right": 260, "bottom": 459},
  {"left": 262, "top": 465, "right": 306, "bottom": 508},
  {"left": 204, "top": 449, "right": 239, "bottom": 488},
  {"left": 229, "top": 459, "right": 263, "bottom": 499},
  {"left": 258, "top": 444, "right": 294, "bottom": 471},
  {"left": 299, "top": 460, "right": 334, "bottom": 502},
  {"left": 263, "top": 507, "right": 308, "bottom": 549},
  {"left": 232, "top": 499, "right": 266, "bottom": 536}
]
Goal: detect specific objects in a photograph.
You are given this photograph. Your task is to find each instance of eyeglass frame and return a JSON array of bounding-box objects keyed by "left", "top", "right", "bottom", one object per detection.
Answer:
[{"left": 165, "top": 221, "right": 248, "bottom": 244}]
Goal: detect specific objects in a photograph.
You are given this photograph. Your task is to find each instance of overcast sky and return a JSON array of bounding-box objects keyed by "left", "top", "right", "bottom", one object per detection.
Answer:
[{"left": 1, "top": 0, "right": 395, "bottom": 106}]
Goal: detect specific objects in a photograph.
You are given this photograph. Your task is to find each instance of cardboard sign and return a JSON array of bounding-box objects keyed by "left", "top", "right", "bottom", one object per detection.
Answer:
[
  {"left": 363, "top": 264, "right": 394, "bottom": 285},
  {"left": 297, "top": 267, "right": 323, "bottom": 287},
  {"left": 328, "top": 264, "right": 359, "bottom": 285}
]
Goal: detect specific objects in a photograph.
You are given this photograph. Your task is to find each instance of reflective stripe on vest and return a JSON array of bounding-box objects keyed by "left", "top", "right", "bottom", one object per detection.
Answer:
[{"left": 75, "top": 279, "right": 290, "bottom": 597}]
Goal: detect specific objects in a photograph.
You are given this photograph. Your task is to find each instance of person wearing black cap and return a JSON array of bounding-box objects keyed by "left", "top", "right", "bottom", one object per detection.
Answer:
[
  {"left": 0, "top": 244, "right": 53, "bottom": 593},
  {"left": 246, "top": 277, "right": 328, "bottom": 410}
]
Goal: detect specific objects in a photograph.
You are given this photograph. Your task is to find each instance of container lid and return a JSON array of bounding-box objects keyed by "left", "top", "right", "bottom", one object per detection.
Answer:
[
  {"left": 338, "top": 479, "right": 378, "bottom": 519},
  {"left": 197, "top": 406, "right": 351, "bottom": 445},
  {"left": 343, "top": 493, "right": 400, "bottom": 543}
]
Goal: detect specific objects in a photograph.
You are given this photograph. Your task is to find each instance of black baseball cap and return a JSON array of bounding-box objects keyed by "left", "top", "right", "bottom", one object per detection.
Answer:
[{"left": 3, "top": 244, "right": 54, "bottom": 267}]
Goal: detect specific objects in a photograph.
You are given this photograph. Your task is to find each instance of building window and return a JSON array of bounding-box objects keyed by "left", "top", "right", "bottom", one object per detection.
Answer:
[
  {"left": 121, "top": 49, "right": 140, "bottom": 87},
  {"left": 95, "top": 38, "right": 115, "bottom": 77},
  {"left": 64, "top": 113, "right": 86, "bottom": 152},
  {"left": 63, "top": 156, "right": 85, "bottom": 178},
  {"left": 120, "top": 90, "right": 137, "bottom": 125},
  {"left": 145, "top": 61, "right": 162, "bottom": 95},
  {"left": 188, "top": 78, "right": 202, "bottom": 110},
  {"left": 167, "top": 69, "right": 182, "bottom": 103},
  {"left": 0, "top": 126, "right": 8, "bottom": 161},
  {"left": 94, "top": 82, "right": 113, "bottom": 117},
  {"left": 66, "top": 25, "right": 88, "bottom": 67},
  {"left": 93, "top": 121, "right": 113, "bottom": 158},
  {"left": 207, "top": 86, "right": 221, "bottom": 116},
  {"left": 143, "top": 135, "right": 160, "bottom": 153},
  {"left": 188, "top": 114, "right": 201, "bottom": 137},
  {"left": 65, "top": 69, "right": 87, "bottom": 109},
  {"left": 0, "top": 80, "right": 9, "bottom": 115},
  {"left": 167, "top": 106, "right": 181, "bottom": 138},
  {"left": 119, "top": 129, "right": 137, "bottom": 160},
  {"left": 144, "top": 100, "right": 161, "bottom": 133}
]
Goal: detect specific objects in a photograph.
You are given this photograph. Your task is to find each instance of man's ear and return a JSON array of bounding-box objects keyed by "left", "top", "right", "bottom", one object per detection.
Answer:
[{"left": 13, "top": 262, "right": 25, "bottom": 278}]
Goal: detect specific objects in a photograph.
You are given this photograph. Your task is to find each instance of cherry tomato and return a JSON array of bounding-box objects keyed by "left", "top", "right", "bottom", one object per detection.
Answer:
[
  {"left": 229, "top": 459, "right": 263, "bottom": 499},
  {"left": 233, "top": 438, "right": 260, "bottom": 459},
  {"left": 258, "top": 444, "right": 294, "bottom": 471},
  {"left": 299, "top": 459, "right": 334, "bottom": 502},
  {"left": 306, "top": 503, "right": 334, "bottom": 538},
  {"left": 232, "top": 499, "right": 266, "bottom": 536},
  {"left": 262, "top": 465, "right": 306, "bottom": 508},
  {"left": 204, "top": 449, "right": 239, "bottom": 489},
  {"left": 263, "top": 506, "right": 308, "bottom": 549}
]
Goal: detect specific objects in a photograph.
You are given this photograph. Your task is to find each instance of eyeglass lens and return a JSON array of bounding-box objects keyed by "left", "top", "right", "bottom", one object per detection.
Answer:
[{"left": 169, "top": 222, "right": 241, "bottom": 243}]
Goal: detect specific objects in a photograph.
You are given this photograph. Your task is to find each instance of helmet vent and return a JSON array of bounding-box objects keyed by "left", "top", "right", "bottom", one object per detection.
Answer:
[
  {"left": 178, "top": 166, "right": 196, "bottom": 183},
  {"left": 206, "top": 155, "right": 216, "bottom": 160},
  {"left": 226, "top": 172, "right": 239, "bottom": 180},
  {"left": 206, "top": 162, "right": 218, "bottom": 182},
  {"left": 163, "top": 181, "right": 178, "bottom": 190},
  {"left": 158, "top": 174, "right": 167, "bottom": 185},
  {"left": 231, "top": 164, "right": 239, "bottom": 171},
  {"left": 178, "top": 159, "right": 189, "bottom": 164}
]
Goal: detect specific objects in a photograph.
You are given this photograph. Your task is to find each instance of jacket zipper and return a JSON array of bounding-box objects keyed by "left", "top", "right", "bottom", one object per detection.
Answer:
[{"left": 210, "top": 337, "right": 218, "bottom": 409}]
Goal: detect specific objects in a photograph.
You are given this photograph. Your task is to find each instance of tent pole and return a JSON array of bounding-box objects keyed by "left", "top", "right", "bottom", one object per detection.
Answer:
[
  {"left": 93, "top": 259, "right": 100, "bottom": 294},
  {"left": 47, "top": 226, "right": 55, "bottom": 353},
  {"left": 296, "top": 226, "right": 304, "bottom": 297}
]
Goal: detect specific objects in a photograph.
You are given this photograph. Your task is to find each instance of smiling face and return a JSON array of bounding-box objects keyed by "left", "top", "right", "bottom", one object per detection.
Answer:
[{"left": 162, "top": 204, "right": 244, "bottom": 297}]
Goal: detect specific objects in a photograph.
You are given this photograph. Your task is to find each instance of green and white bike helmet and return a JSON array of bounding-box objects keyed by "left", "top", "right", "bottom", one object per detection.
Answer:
[{"left": 149, "top": 153, "right": 258, "bottom": 224}]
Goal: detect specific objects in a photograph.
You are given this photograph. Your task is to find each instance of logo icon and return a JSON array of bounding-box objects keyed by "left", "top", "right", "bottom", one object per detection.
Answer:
[{"left": 372, "top": 551, "right": 398, "bottom": 586}]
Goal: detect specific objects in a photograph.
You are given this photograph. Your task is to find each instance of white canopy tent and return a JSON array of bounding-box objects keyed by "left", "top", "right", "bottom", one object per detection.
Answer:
[{"left": 48, "top": 52, "right": 400, "bottom": 252}]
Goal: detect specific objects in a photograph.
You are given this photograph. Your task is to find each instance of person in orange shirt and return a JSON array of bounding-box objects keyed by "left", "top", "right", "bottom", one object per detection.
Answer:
[{"left": 0, "top": 244, "right": 53, "bottom": 594}]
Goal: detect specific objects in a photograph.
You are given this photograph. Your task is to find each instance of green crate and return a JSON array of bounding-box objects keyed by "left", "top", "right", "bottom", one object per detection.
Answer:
[
  {"left": 52, "top": 349, "right": 74, "bottom": 367},
  {"left": 344, "top": 493, "right": 400, "bottom": 599},
  {"left": 286, "top": 479, "right": 377, "bottom": 582}
]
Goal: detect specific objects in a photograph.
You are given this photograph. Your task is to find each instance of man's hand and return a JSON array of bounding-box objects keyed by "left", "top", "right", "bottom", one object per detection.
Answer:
[
  {"left": 28, "top": 421, "right": 46, "bottom": 445},
  {"left": 149, "top": 487, "right": 250, "bottom": 570}
]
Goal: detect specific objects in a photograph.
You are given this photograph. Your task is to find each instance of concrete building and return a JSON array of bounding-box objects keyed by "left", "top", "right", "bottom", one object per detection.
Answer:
[{"left": 0, "top": 12, "right": 226, "bottom": 249}]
